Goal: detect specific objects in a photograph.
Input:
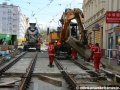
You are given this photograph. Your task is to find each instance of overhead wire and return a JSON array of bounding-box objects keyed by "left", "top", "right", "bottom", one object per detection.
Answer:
[
  {"left": 49, "top": 0, "right": 76, "bottom": 24},
  {"left": 32, "top": 0, "right": 54, "bottom": 17}
]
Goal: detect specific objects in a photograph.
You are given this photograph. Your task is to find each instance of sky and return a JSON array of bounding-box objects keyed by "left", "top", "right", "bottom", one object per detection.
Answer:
[{"left": 0, "top": 0, "right": 83, "bottom": 29}]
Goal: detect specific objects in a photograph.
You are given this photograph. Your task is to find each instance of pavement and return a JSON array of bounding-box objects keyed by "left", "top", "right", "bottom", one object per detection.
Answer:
[{"left": 101, "top": 58, "right": 120, "bottom": 67}]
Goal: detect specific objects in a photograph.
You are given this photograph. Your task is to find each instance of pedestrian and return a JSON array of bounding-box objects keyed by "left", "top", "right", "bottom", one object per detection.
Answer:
[
  {"left": 8, "top": 40, "right": 12, "bottom": 45},
  {"left": 48, "top": 42, "right": 55, "bottom": 67},
  {"left": 71, "top": 48, "right": 77, "bottom": 59},
  {"left": 0, "top": 39, "right": 2, "bottom": 45},
  {"left": 2, "top": 38, "right": 7, "bottom": 45},
  {"left": 23, "top": 41, "right": 28, "bottom": 51},
  {"left": 92, "top": 43, "right": 102, "bottom": 72}
]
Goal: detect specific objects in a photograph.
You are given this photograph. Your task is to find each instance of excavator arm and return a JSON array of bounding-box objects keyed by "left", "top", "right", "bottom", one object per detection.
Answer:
[
  {"left": 58, "top": 8, "right": 91, "bottom": 59},
  {"left": 59, "top": 8, "right": 88, "bottom": 44}
]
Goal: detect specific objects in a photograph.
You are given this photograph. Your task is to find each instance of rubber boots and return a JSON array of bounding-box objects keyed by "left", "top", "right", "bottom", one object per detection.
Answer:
[
  {"left": 48, "top": 62, "right": 54, "bottom": 67},
  {"left": 50, "top": 62, "right": 54, "bottom": 67}
]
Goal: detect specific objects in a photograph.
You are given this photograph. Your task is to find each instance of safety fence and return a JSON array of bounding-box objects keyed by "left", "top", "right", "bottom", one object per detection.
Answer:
[{"left": 101, "top": 48, "right": 120, "bottom": 61}]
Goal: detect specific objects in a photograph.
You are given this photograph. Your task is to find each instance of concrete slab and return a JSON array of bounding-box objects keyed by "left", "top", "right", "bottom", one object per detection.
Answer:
[
  {"left": 59, "top": 60, "right": 87, "bottom": 74},
  {"left": 22, "top": 52, "right": 35, "bottom": 58},
  {"left": 6, "top": 58, "right": 32, "bottom": 73},
  {"left": 37, "top": 51, "right": 49, "bottom": 58},
  {"left": 34, "top": 58, "right": 60, "bottom": 74}
]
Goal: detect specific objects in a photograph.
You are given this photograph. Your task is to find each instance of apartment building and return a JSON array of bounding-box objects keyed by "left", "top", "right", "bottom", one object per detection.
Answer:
[
  {"left": 83, "top": 0, "right": 120, "bottom": 49},
  {"left": 83, "top": 0, "right": 106, "bottom": 48},
  {"left": 0, "top": 2, "right": 28, "bottom": 44}
]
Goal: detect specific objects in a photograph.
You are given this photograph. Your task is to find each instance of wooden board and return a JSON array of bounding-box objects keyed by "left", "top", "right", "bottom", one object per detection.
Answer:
[
  {"left": 66, "top": 36, "right": 91, "bottom": 59},
  {"left": 38, "top": 75, "right": 62, "bottom": 87},
  {"left": 0, "top": 80, "right": 20, "bottom": 87}
]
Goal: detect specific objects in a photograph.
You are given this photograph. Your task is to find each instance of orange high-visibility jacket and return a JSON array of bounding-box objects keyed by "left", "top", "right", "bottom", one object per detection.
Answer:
[
  {"left": 93, "top": 46, "right": 102, "bottom": 58},
  {"left": 57, "top": 41, "right": 61, "bottom": 46},
  {"left": 48, "top": 44, "right": 55, "bottom": 55},
  {"left": 71, "top": 48, "right": 76, "bottom": 56}
]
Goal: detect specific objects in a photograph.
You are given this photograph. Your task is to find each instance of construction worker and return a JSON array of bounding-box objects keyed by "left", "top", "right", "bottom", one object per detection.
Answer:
[
  {"left": 71, "top": 48, "right": 77, "bottom": 59},
  {"left": 57, "top": 40, "right": 61, "bottom": 46},
  {"left": 92, "top": 43, "right": 102, "bottom": 72},
  {"left": 87, "top": 43, "right": 95, "bottom": 62},
  {"left": 48, "top": 42, "right": 55, "bottom": 67}
]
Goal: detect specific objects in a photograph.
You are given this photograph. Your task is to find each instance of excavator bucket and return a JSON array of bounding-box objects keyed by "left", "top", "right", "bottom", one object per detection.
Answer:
[{"left": 66, "top": 36, "right": 91, "bottom": 59}]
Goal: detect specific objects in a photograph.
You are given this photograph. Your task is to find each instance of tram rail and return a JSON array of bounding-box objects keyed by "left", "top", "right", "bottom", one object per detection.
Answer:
[
  {"left": 17, "top": 51, "right": 38, "bottom": 90},
  {"left": 54, "top": 58, "right": 120, "bottom": 90},
  {"left": 0, "top": 52, "right": 26, "bottom": 76}
]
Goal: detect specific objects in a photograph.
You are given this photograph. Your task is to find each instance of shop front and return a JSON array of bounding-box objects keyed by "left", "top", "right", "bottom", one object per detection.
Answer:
[{"left": 0, "top": 34, "right": 17, "bottom": 45}]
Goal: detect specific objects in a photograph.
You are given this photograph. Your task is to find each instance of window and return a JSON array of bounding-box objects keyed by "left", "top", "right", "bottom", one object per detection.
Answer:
[
  {"left": 3, "top": 11, "right": 6, "bottom": 15},
  {"left": 2, "top": 28, "right": 6, "bottom": 32},
  {"left": 2, "top": 17, "right": 6, "bottom": 20}
]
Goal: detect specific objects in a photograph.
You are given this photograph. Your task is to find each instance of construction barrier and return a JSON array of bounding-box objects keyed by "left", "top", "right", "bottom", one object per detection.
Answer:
[{"left": 101, "top": 48, "right": 120, "bottom": 63}]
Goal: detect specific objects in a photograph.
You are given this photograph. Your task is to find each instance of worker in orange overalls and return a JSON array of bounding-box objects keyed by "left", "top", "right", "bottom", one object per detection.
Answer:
[
  {"left": 92, "top": 43, "right": 102, "bottom": 72},
  {"left": 87, "top": 43, "right": 95, "bottom": 62},
  {"left": 48, "top": 42, "right": 55, "bottom": 67},
  {"left": 71, "top": 48, "right": 77, "bottom": 60}
]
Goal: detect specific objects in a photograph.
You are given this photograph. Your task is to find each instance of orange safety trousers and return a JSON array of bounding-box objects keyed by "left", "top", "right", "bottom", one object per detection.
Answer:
[
  {"left": 94, "top": 57, "right": 100, "bottom": 69},
  {"left": 49, "top": 55, "right": 54, "bottom": 63},
  {"left": 71, "top": 48, "right": 76, "bottom": 59}
]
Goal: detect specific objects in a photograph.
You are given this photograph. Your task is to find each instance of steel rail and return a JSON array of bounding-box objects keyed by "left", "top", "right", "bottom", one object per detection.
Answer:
[
  {"left": 18, "top": 51, "right": 38, "bottom": 90},
  {"left": 70, "top": 60, "right": 120, "bottom": 87},
  {"left": 0, "top": 52, "right": 26, "bottom": 76},
  {"left": 86, "top": 62, "right": 120, "bottom": 83},
  {"left": 71, "top": 60, "right": 101, "bottom": 77},
  {"left": 54, "top": 58, "right": 78, "bottom": 90},
  {"left": 55, "top": 58, "right": 120, "bottom": 89}
]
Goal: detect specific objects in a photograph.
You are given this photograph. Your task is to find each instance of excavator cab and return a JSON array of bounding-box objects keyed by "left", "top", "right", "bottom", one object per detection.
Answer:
[{"left": 70, "top": 23, "right": 78, "bottom": 39}]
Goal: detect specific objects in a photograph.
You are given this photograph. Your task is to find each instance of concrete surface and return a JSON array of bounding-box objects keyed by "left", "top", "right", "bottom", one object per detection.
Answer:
[
  {"left": 28, "top": 77, "right": 69, "bottom": 90},
  {"left": 59, "top": 60, "right": 87, "bottom": 74},
  {"left": 34, "top": 58, "right": 60, "bottom": 74},
  {"left": 6, "top": 58, "right": 32, "bottom": 73}
]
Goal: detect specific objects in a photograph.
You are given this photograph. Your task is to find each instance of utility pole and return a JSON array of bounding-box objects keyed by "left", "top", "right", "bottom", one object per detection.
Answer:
[{"left": 70, "top": 3, "right": 71, "bottom": 8}]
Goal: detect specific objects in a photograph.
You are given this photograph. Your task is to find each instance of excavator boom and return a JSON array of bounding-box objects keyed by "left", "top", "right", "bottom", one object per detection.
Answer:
[{"left": 58, "top": 8, "right": 91, "bottom": 59}]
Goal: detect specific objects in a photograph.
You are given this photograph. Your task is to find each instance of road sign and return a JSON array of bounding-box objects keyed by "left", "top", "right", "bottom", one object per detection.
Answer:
[
  {"left": 106, "top": 11, "right": 120, "bottom": 23},
  {"left": 92, "top": 27, "right": 99, "bottom": 31}
]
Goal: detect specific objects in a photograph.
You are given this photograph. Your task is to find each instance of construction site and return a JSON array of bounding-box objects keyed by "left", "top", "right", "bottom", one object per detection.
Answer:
[
  {"left": 0, "top": 0, "right": 120, "bottom": 90},
  {"left": 0, "top": 8, "right": 120, "bottom": 90}
]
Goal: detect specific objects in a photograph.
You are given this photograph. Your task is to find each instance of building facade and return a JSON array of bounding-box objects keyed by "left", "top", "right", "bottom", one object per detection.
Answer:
[
  {"left": 105, "top": 0, "right": 120, "bottom": 49},
  {"left": 83, "top": 0, "right": 120, "bottom": 49},
  {"left": 0, "top": 2, "right": 28, "bottom": 44},
  {"left": 83, "top": 0, "right": 106, "bottom": 48}
]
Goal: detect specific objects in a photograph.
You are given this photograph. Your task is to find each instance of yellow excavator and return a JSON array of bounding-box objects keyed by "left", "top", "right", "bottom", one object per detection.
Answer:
[{"left": 56, "top": 8, "right": 91, "bottom": 59}]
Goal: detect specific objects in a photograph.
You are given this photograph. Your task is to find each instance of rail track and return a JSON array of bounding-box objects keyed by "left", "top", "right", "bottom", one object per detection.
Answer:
[
  {"left": 54, "top": 58, "right": 120, "bottom": 90},
  {"left": 0, "top": 52, "right": 26, "bottom": 76},
  {"left": 0, "top": 50, "right": 120, "bottom": 90},
  {"left": 0, "top": 51, "right": 39, "bottom": 90},
  {"left": 17, "top": 51, "right": 38, "bottom": 90}
]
